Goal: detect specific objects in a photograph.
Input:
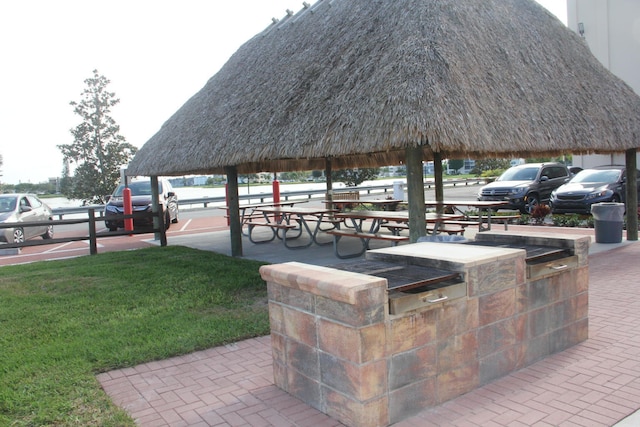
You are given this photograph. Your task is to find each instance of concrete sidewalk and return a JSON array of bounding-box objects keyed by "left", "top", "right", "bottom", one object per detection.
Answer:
[{"left": 99, "top": 225, "right": 640, "bottom": 426}]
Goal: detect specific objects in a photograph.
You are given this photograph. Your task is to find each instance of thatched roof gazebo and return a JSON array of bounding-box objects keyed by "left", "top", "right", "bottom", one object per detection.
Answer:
[{"left": 128, "top": 0, "right": 640, "bottom": 255}]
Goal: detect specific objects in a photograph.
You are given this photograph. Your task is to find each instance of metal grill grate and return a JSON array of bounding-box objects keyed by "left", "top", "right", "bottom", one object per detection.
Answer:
[{"left": 329, "top": 260, "right": 462, "bottom": 292}]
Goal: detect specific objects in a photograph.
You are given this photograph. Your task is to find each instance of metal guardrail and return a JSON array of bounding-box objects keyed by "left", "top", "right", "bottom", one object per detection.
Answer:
[{"left": 50, "top": 178, "right": 487, "bottom": 218}]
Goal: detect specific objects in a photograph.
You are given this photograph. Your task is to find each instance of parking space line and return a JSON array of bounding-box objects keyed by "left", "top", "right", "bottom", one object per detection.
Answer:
[
  {"left": 43, "top": 241, "right": 76, "bottom": 253},
  {"left": 180, "top": 219, "right": 192, "bottom": 232}
]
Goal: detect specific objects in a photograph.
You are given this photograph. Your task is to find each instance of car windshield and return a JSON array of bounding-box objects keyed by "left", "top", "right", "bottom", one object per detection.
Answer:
[
  {"left": 571, "top": 169, "right": 621, "bottom": 184},
  {"left": 0, "top": 196, "right": 17, "bottom": 213},
  {"left": 113, "top": 181, "right": 162, "bottom": 197},
  {"left": 498, "top": 167, "right": 538, "bottom": 181}
]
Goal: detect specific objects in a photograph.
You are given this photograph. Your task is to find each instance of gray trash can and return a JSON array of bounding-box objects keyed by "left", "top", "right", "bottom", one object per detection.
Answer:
[
  {"left": 417, "top": 235, "right": 468, "bottom": 244},
  {"left": 591, "top": 202, "right": 625, "bottom": 243}
]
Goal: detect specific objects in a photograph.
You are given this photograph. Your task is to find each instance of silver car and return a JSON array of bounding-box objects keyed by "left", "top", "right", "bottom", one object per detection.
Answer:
[{"left": 0, "top": 194, "right": 54, "bottom": 243}]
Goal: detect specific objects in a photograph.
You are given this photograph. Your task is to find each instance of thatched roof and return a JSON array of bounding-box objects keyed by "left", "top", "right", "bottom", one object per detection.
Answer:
[{"left": 128, "top": 0, "right": 640, "bottom": 176}]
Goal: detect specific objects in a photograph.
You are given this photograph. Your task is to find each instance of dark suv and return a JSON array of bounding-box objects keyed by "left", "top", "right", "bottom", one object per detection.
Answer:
[
  {"left": 104, "top": 178, "right": 179, "bottom": 231},
  {"left": 477, "top": 163, "right": 570, "bottom": 213}
]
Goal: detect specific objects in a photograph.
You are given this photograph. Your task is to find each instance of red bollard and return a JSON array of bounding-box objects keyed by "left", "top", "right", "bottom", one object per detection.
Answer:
[
  {"left": 272, "top": 178, "right": 281, "bottom": 221},
  {"left": 123, "top": 187, "right": 133, "bottom": 233}
]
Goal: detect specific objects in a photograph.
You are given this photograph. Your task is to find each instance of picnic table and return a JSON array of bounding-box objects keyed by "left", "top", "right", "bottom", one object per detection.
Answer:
[
  {"left": 424, "top": 200, "right": 514, "bottom": 231},
  {"left": 248, "top": 206, "right": 338, "bottom": 249},
  {"left": 327, "top": 210, "right": 464, "bottom": 258},
  {"left": 219, "top": 200, "right": 308, "bottom": 235}
]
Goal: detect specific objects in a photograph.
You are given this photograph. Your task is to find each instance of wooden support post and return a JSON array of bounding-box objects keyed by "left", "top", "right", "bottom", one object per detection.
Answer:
[
  {"left": 626, "top": 149, "right": 638, "bottom": 241},
  {"left": 434, "top": 152, "right": 444, "bottom": 215},
  {"left": 406, "top": 145, "right": 426, "bottom": 242},
  {"left": 225, "top": 166, "right": 243, "bottom": 257},
  {"left": 325, "top": 157, "right": 334, "bottom": 212},
  {"left": 151, "top": 176, "right": 167, "bottom": 245},
  {"left": 325, "top": 157, "right": 333, "bottom": 191},
  {"left": 88, "top": 208, "right": 97, "bottom": 255}
]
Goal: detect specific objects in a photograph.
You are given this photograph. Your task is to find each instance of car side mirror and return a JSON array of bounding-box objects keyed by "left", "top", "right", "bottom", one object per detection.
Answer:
[
  {"left": 167, "top": 192, "right": 175, "bottom": 197},
  {"left": 540, "top": 176, "right": 549, "bottom": 182},
  {"left": 19, "top": 205, "right": 33, "bottom": 213}
]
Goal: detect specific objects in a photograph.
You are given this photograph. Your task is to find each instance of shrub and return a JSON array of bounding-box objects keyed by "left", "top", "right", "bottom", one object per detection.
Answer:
[
  {"left": 530, "top": 204, "right": 551, "bottom": 225},
  {"left": 552, "top": 214, "right": 584, "bottom": 227}
]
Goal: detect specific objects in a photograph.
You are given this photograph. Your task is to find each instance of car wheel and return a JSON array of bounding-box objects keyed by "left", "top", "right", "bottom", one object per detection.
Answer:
[
  {"left": 525, "top": 194, "right": 539, "bottom": 214},
  {"left": 611, "top": 194, "right": 621, "bottom": 203},
  {"left": 165, "top": 211, "right": 171, "bottom": 230},
  {"left": 13, "top": 228, "right": 25, "bottom": 244},
  {"left": 42, "top": 225, "right": 54, "bottom": 240}
]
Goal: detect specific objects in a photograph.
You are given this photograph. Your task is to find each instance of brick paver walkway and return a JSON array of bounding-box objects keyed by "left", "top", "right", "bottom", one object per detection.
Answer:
[{"left": 98, "top": 242, "right": 640, "bottom": 426}]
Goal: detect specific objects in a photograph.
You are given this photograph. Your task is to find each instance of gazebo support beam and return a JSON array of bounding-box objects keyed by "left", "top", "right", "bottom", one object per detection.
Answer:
[
  {"left": 626, "top": 149, "right": 638, "bottom": 241},
  {"left": 325, "top": 157, "right": 333, "bottom": 195},
  {"left": 225, "top": 166, "right": 243, "bottom": 256},
  {"left": 406, "top": 145, "right": 426, "bottom": 242},
  {"left": 434, "top": 152, "right": 444, "bottom": 214}
]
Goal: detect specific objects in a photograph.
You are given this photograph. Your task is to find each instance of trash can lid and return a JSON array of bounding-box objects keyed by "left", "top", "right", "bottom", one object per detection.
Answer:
[{"left": 590, "top": 202, "right": 625, "bottom": 220}]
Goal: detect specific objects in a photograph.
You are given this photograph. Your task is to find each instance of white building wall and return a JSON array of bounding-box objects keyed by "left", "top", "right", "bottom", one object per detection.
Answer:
[{"left": 567, "top": 0, "right": 640, "bottom": 168}]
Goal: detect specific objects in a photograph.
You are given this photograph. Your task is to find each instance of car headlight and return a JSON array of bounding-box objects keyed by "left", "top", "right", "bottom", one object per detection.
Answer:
[
  {"left": 508, "top": 187, "right": 527, "bottom": 196},
  {"left": 105, "top": 205, "right": 119, "bottom": 213},
  {"left": 131, "top": 204, "right": 153, "bottom": 212},
  {"left": 586, "top": 190, "right": 613, "bottom": 200}
]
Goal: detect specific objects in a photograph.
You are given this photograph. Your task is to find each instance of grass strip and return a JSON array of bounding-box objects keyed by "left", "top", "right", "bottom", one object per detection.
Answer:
[{"left": 0, "top": 246, "right": 269, "bottom": 426}]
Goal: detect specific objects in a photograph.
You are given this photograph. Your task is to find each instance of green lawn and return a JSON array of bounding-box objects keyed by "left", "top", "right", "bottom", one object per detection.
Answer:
[{"left": 0, "top": 246, "right": 270, "bottom": 426}]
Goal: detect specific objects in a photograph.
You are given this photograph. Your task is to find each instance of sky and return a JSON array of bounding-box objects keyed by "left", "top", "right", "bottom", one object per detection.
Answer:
[{"left": 0, "top": 0, "right": 567, "bottom": 185}]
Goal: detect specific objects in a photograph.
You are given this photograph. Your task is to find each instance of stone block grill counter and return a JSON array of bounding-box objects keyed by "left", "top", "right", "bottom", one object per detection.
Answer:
[{"left": 259, "top": 231, "right": 590, "bottom": 427}]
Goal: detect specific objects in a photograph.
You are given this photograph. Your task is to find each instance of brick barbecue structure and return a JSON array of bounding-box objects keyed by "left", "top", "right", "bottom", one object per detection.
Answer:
[{"left": 260, "top": 231, "right": 590, "bottom": 427}]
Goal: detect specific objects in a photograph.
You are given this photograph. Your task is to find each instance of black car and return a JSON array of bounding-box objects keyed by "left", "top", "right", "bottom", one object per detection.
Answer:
[
  {"left": 550, "top": 165, "right": 640, "bottom": 214},
  {"left": 477, "top": 163, "right": 571, "bottom": 213},
  {"left": 104, "top": 178, "right": 179, "bottom": 231}
]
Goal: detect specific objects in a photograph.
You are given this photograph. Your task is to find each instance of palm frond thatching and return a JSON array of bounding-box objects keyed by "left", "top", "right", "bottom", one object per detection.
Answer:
[{"left": 128, "top": 0, "right": 640, "bottom": 176}]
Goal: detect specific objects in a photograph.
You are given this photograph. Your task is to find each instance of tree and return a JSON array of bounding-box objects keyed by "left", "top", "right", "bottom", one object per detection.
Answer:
[
  {"left": 58, "top": 70, "right": 137, "bottom": 204},
  {"left": 331, "top": 168, "right": 379, "bottom": 187},
  {"left": 447, "top": 159, "right": 464, "bottom": 173},
  {"left": 471, "top": 159, "right": 511, "bottom": 175}
]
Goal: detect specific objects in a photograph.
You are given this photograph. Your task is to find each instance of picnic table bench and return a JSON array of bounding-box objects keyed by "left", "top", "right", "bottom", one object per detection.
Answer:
[
  {"left": 324, "top": 229, "right": 410, "bottom": 259},
  {"left": 466, "top": 214, "right": 521, "bottom": 230},
  {"left": 381, "top": 222, "right": 467, "bottom": 236},
  {"left": 246, "top": 221, "right": 301, "bottom": 244}
]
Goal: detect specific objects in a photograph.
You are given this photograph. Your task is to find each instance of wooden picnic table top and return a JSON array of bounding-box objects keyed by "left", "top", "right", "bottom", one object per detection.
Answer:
[
  {"left": 424, "top": 200, "right": 510, "bottom": 209},
  {"left": 218, "top": 200, "right": 308, "bottom": 211},
  {"left": 334, "top": 210, "right": 463, "bottom": 223},
  {"left": 254, "top": 206, "right": 337, "bottom": 215},
  {"left": 326, "top": 199, "right": 403, "bottom": 205}
]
